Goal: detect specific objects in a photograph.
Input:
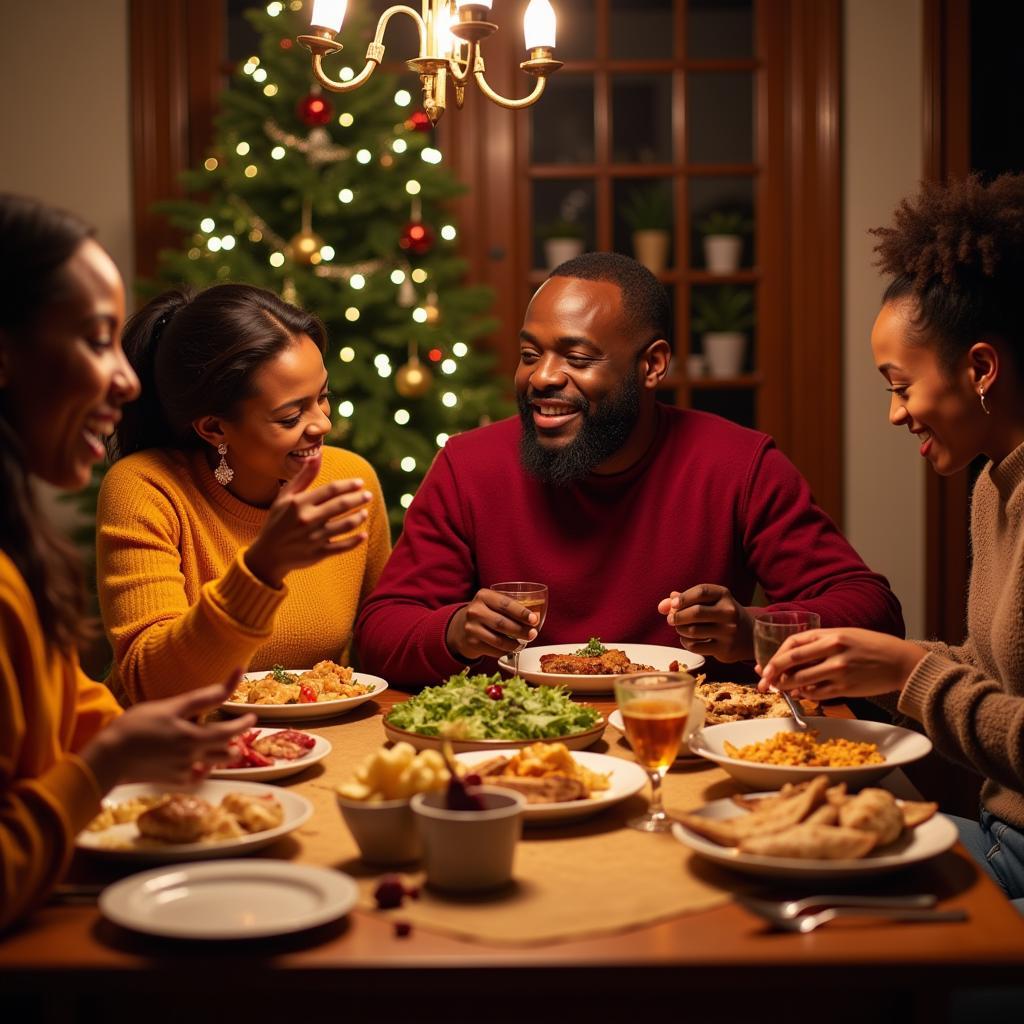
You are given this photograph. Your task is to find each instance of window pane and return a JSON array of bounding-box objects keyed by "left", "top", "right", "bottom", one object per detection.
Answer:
[
  {"left": 691, "top": 284, "right": 756, "bottom": 377},
  {"left": 611, "top": 0, "right": 674, "bottom": 60},
  {"left": 613, "top": 178, "right": 675, "bottom": 271},
  {"left": 538, "top": 0, "right": 597, "bottom": 60},
  {"left": 686, "top": 71, "right": 754, "bottom": 163},
  {"left": 687, "top": 0, "right": 754, "bottom": 60},
  {"left": 611, "top": 74, "right": 672, "bottom": 163},
  {"left": 688, "top": 176, "right": 755, "bottom": 269},
  {"left": 691, "top": 388, "right": 756, "bottom": 427},
  {"left": 533, "top": 179, "right": 595, "bottom": 269},
  {"left": 531, "top": 75, "right": 595, "bottom": 163}
]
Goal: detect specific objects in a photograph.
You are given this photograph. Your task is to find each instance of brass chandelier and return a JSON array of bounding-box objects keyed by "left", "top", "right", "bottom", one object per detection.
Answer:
[{"left": 298, "top": 0, "right": 562, "bottom": 125}]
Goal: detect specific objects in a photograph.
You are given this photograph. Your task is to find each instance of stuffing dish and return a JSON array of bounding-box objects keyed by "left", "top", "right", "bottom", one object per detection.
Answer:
[
  {"left": 231, "top": 661, "right": 371, "bottom": 705},
  {"left": 697, "top": 680, "right": 818, "bottom": 726},
  {"left": 723, "top": 729, "right": 884, "bottom": 768}
]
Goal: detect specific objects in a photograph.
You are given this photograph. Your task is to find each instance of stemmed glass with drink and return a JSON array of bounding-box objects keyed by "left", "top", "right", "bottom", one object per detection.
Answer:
[
  {"left": 490, "top": 581, "right": 549, "bottom": 678},
  {"left": 753, "top": 611, "right": 821, "bottom": 726},
  {"left": 614, "top": 672, "right": 696, "bottom": 833}
]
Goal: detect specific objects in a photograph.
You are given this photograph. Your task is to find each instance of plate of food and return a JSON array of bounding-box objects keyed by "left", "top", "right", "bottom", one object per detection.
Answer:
[
  {"left": 455, "top": 744, "right": 647, "bottom": 825},
  {"left": 688, "top": 717, "right": 933, "bottom": 789},
  {"left": 498, "top": 639, "right": 705, "bottom": 693},
  {"left": 223, "top": 661, "right": 387, "bottom": 721},
  {"left": 382, "top": 672, "right": 606, "bottom": 753},
  {"left": 100, "top": 860, "right": 359, "bottom": 940},
  {"left": 672, "top": 775, "right": 957, "bottom": 879},
  {"left": 208, "top": 727, "right": 331, "bottom": 782},
  {"left": 77, "top": 779, "right": 312, "bottom": 862}
]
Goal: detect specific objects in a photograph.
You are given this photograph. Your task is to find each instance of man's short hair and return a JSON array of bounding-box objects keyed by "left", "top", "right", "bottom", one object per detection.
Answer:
[{"left": 549, "top": 251, "right": 672, "bottom": 346}]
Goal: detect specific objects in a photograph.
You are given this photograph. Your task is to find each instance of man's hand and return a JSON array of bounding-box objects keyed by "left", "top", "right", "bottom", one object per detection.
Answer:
[
  {"left": 657, "top": 584, "right": 754, "bottom": 662},
  {"left": 446, "top": 588, "right": 540, "bottom": 662},
  {"left": 757, "top": 628, "right": 926, "bottom": 700}
]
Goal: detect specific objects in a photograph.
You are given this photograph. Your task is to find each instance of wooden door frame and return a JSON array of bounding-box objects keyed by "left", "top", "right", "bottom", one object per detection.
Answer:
[{"left": 922, "top": 0, "right": 970, "bottom": 643}]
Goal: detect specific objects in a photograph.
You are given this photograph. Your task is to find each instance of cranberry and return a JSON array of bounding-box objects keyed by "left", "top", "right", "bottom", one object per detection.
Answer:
[
  {"left": 464, "top": 773, "right": 482, "bottom": 786},
  {"left": 486, "top": 684, "right": 503, "bottom": 700},
  {"left": 394, "top": 920, "right": 413, "bottom": 938},
  {"left": 373, "top": 876, "right": 406, "bottom": 910}
]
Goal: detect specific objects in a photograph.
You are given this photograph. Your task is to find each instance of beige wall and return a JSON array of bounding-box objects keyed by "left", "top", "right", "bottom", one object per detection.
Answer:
[
  {"left": 0, "top": 0, "right": 132, "bottom": 532},
  {"left": 843, "top": 0, "right": 925, "bottom": 636}
]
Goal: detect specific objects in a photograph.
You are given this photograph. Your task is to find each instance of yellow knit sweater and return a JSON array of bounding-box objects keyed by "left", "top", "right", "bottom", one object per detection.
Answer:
[
  {"left": 97, "top": 446, "right": 391, "bottom": 703},
  {"left": 0, "top": 551, "right": 120, "bottom": 930}
]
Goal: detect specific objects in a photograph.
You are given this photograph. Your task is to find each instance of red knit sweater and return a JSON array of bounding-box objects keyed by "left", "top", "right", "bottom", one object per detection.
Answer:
[{"left": 356, "top": 406, "right": 904, "bottom": 685}]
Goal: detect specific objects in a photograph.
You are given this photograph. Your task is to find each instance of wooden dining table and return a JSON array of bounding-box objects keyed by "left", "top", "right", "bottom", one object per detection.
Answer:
[{"left": 3, "top": 686, "right": 1024, "bottom": 1021}]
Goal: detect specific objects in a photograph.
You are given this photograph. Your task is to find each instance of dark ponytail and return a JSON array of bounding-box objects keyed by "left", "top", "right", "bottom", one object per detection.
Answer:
[
  {"left": 112, "top": 283, "right": 327, "bottom": 460},
  {"left": 0, "top": 193, "right": 96, "bottom": 653}
]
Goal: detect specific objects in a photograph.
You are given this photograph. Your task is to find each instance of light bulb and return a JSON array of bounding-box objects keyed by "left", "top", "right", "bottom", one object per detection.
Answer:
[
  {"left": 311, "top": 0, "right": 347, "bottom": 34},
  {"left": 524, "top": 0, "right": 556, "bottom": 49}
]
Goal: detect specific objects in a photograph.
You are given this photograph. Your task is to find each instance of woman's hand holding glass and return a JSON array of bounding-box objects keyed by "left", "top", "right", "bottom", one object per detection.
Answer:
[
  {"left": 244, "top": 454, "right": 372, "bottom": 587},
  {"left": 758, "top": 627, "right": 928, "bottom": 700},
  {"left": 81, "top": 676, "right": 257, "bottom": 792}
]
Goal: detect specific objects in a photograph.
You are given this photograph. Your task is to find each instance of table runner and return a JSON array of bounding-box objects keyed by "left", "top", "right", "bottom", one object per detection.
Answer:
[{"left": 279, "top": 705, "right": 738, "bottom": 946}]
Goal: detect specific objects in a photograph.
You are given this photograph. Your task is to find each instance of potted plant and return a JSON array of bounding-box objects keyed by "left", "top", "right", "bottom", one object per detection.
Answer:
[
  {"left": 696, "top": 210, "right": 753, "bottom": 274},
  {"left": 691, "top": 286, "right": 755, "bottom": 378},
  {"left": 621, "top": 183, "right": 672, "bottom": 274},
  {"left": 538, "top": 218, "right": 586, "bottom": 271}
]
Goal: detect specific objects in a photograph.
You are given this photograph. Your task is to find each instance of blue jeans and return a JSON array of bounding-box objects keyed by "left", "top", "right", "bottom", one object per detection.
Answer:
[{"left": 948, "top": 808, "right": 1024, "bottom": 914}]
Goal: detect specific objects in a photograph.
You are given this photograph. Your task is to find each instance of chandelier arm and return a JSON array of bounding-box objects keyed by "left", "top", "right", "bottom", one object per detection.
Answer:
[
  {"left": 311, "top": 51, "right": 379, "bottom": 92},
  {"left": 447, "top": 42, "right": 478, "bottom": 87},
  {"left": 374, "top": 5, "right": 427, "bottom": 53},
  {"left": 473, "top": 67, "right": 548, "bottom": 110}
]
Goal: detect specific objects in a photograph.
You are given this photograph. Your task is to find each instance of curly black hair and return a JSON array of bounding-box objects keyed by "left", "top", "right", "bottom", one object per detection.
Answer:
[{"left": 871, "top": 173, "right": 1024, "bottom": 372}]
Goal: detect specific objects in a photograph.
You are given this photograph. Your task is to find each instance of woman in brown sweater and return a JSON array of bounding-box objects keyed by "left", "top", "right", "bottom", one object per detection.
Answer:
[{"left": 761, "top": 174, "right": 1024, "bottom": 910}]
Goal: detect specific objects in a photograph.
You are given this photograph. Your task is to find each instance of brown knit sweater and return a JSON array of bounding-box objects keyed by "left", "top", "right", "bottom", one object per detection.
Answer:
[{"left": 899, "top": 440, "right": 1024, "bottom": 829}]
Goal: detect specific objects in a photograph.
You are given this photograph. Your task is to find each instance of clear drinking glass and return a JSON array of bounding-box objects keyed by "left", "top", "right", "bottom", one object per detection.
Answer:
[
  {"left": 614, "top": 671, "right": 696, "bottom": 833},
  {"left": 490, "top": 582, "right": 549, "bottom": 677},
  {"left": 753, "top": 611, "right": 821, "bottom": 672}
]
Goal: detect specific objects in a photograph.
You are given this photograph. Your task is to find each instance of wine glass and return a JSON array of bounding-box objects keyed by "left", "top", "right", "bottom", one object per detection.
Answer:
[
  {"left": 753, "top": 611, "right": 821, "bottom": 671},
  {"left": 614, "top": 671, "right": 696, "bottom": 833},
  {"left": 490, "top": 581, "right": 548, "bottom": 677}
]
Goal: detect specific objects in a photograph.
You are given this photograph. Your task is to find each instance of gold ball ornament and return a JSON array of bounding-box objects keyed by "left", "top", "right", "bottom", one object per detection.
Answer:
[
  {"left": 423, "top": 292, "right": 441, "bottom": 325},
  {"left": 289, "top": 228, "right": 325, "bottom": 266},
  {"left": 394, "top": 357, "right": 434, "bottom": 398}
]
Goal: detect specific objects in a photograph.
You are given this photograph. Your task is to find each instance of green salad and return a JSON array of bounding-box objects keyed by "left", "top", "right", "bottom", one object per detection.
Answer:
[{"left": 385, "top": 672, "right": 602, "bottom": 741}]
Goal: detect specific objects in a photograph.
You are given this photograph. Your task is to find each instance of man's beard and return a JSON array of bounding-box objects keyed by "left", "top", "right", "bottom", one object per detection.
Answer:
[{"left": 517, "top": 371, "right": 641, "bottom": 486}]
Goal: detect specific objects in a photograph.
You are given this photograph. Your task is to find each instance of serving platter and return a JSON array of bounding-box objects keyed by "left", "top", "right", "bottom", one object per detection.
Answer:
[
  {"left": 222, "top": 669, "right": 388, "bottom": 721},
  {"left": 498, "top": 643, "right": 705, "bottom": 694},
  {"left": 671, "top": 794, "right": 957, "bottom": 879},
  {"left": 76, "top": 780, "right": 312, "bottom": 862},
  {"left": 381, "top": 716, "right": 606, "bottom": 754},
  {"left": 208, "top": 728, "right": 331, "bottom": 782},
  {"left": 454, "top": 749, "right": 647, "bottom": 825},
  {"left": 100, "top": 860, "right": 358, "bottom": 939}
]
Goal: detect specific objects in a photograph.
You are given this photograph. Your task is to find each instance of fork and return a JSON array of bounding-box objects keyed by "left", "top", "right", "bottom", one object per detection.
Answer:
[
  {"left": 779, "top": 689, "right": 810, "bottom": 730},
  {"left": 739, "top": 893, "right": 937, "bottom": 920},
  {"left": 740, "top": 900, "right": 967, "bottom": 933}
]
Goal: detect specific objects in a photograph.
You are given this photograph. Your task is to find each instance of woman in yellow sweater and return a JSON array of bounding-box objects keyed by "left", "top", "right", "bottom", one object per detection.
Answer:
[
  {"left": 0, "top": 194, "right": 254, "bottom": 930},
  {"left": 98, "top": 283, "right": 391, "bottom": 703}
]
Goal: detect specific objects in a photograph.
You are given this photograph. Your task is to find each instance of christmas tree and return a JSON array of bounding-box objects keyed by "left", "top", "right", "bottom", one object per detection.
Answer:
[{"left": 149, "top": 0, "right": 509, "bottom": 530}]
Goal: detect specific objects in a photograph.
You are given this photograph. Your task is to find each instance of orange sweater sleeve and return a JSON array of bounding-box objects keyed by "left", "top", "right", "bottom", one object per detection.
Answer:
[
  {"left": 0, "top": 561, "right": 116, "bottom": 931},
  {"left": 97, "top": 463, "right": 287, "bottom": 702}
]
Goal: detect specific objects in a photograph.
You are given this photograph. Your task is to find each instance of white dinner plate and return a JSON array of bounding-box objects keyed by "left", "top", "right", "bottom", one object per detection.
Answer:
[
  {"left": 608, "top": 704, "right": 706, "bottom": 763},
  {"left": 498, "top": 643, "right": 705, "bottom": 694},
  {"left": 382, "top": 716, "right": 606, "bottom": 754},
  {"left": 222, "top": 669, "right": 388, "bottom": 721},
  {"left": 454, "top": 749, "right": 647, "bottom": 825},
  {"left": 688, "top": 717, "right": 933, "bottom": 789},
  {"left": 208, "top": 728, "right": 332, "bottom": 782},
  {"left": 100, "top": 860, "right": 358, "bottom": 939},
  {"left": 671, "top": 794, "right": 958, "bottom": 879},
  {"left": 77, "top": 780, "right": 312, "bottom": 862}
]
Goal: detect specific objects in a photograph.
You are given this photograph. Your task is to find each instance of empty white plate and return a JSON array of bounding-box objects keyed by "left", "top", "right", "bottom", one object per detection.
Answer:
[{"left": 100, "top": 859, "right": 359, "bottom": 939}]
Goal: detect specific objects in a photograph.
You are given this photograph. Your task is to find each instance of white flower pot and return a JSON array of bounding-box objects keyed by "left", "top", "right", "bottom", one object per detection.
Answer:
[
  {"left": 702, "top": 332, "right": 747, "bottom": 378},
  {"left": 703, "top": 234, "right": 743, "bottom": 274},
  {"left": 632, "top": 229, "right": 671, "bottom": 274},
  {"left": 543, "top": 237, "right": 585, "bottom": 271}
]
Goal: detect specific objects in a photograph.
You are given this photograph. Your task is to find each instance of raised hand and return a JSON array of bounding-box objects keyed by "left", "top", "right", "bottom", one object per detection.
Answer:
[
  {"left": 244, "top": 453, "right": 372, "bottom": 587},
  {"left": 446, "top": 588, "right": 541, "bottom": 662},
  {"left": 757, "top": 627, "right": 926, "bottom": 700},
  {"left": 81, "top": 676, "right": 258, "bottom": 791},
  {"left": 658, "top": 584, "right": 755, "bottom": 662}
]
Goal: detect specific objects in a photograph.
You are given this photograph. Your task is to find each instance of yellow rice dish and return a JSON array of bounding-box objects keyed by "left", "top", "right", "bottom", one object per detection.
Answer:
[{"left": 723, "top": 729, "right": 884, "bottom": 767}]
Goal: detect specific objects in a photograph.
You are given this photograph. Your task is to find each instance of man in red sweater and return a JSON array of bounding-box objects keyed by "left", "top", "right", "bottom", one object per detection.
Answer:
[{"left": 356, "top": 253, "right": 903, "bottom": 686}]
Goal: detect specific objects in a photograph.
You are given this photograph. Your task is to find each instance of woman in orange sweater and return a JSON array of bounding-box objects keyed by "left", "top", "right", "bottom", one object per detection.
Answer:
[
  {"left": 0, "top": 194, "right": 254, "bottom": 930},
  {"left": 97, "top": 283, "right": 391, "bottom": 703}
]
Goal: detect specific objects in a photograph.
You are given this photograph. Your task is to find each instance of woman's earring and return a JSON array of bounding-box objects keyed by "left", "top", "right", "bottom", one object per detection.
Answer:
[
  {"left": 979, "top": 387, "right": 991, "bottom": 416},
  {"left": 214, "top": 442, "right": 235, "bottom": 485}
]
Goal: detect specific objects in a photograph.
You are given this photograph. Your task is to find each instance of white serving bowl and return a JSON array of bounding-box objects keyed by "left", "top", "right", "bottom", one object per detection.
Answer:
[{"left": 688, "top": 716, "right": 932, "bottom": 790}]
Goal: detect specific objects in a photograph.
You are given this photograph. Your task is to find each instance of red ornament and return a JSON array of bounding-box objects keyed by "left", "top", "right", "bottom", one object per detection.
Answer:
[
  {"left": 297, "top": 93, "right": 333, "bottom": 127},
  {"left": 406, "top": 110, "right": 431, "bottom": 133},
  {"left": 428, "top": 348, "right": 443, "bottom": 362},
  {"left": 399, "top": 220, "right": 435, "bottom": 257},
  {"left": 279, "top": 38, "right": 294, "bottom": 50}
]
